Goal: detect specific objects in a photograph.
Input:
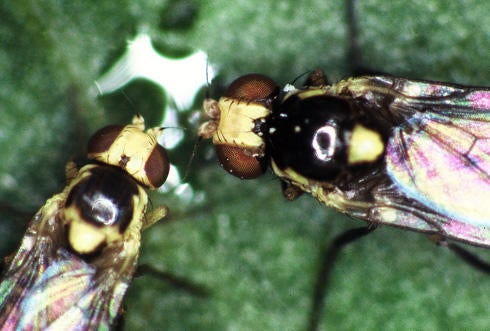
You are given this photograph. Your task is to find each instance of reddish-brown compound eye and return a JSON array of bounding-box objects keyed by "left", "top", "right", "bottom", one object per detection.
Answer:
[
  {"left": 86, "top": 117, "right": 169, "bottom": 189},
  {"left": 216, "top": 145, "right": 265, "bottom": 179},
  {"left": 144, "top": 144, "right": 170, "bottom": 188},
  {"left": 87, "top": 125, "right": 124, "bottom": 156},
  {"left": 225, "top": 74, "right": 278, "bottom": 104}
]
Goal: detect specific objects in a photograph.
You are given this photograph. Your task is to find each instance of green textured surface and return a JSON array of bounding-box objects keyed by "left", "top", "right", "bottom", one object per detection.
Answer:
[{"left": 1, "top": 0, "right": 490, "bottom": 330}]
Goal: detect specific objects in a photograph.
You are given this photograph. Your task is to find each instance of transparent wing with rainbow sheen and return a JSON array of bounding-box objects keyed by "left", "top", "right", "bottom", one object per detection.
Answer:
[
  {"left": 16, "top": 253, "right": 128, "bottom": 330},
  {"left": 340, "top": 76, "right": 490, "bottom": 246},
  {"left": 0, "top": 194, "right": 134, "bottom": 330}
]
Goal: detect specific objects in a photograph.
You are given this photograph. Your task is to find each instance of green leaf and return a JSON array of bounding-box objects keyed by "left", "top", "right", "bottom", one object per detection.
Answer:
[{"left": 1, "top": 0, "right": 490, "bottom": 330}]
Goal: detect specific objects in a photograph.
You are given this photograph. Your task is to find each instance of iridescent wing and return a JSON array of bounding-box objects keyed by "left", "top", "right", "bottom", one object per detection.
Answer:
[
  {"left": 328, "top": 76, "right": 490, "bottom": 246},
  {"left": 16, "top": 252, "right": 131, "bottom": 330},
  {"left": 0, "top": 116, "right": 168, "bottom": 330},
  {"left": 0, "top": 197, "right": 66, "bottom": 329},
  {"left": 0, "top": 192, "right": 137, "bottom": 330}
]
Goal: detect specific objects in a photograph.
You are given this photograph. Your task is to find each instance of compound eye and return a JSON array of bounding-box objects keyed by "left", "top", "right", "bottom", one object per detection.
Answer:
[
  {"left": 225, "top": 74, "right": 278, "bottom": 104},
  {"left": 144, "top": 144, "right": 170, "bottom": 189},
  {"left": 87, "top": 121, "right": 169, "bottom": 189},
  {"left": 87, "top": 125, "right": 124, "bottom": 156},
  {"left": 216, "top": 145, "right": 265, "bottom": 179}
]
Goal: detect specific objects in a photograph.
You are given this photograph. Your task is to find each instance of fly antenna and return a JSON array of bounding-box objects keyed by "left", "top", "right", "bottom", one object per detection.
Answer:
[
  {"left": 205, "top": 58, "right": 214, "bottom": 100},
  {"left": 182, "top": 135, "right": 202, "bottom": 183},
  {"left": 290, "top": 70, "right": 311, "bottom": 86}
]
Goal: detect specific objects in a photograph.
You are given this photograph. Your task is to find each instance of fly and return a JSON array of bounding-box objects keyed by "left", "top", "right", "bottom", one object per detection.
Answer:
[
  {"left": 0, "top": 115, "right": 169, "bottom": 330},
  {"left": 199, "top": 71, "right": 490, "bottom": 329},
  {"left": 200, "top": 72, "right": 490, "bottom": 246}
]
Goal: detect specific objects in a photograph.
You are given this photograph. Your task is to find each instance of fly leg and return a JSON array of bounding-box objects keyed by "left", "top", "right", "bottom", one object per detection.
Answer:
[
  {"left": 346, "top": 0, "right": 385, "bottom": 76},
  {"left": 307, "top": 226, "right": 375, "bottom": 331},
  {"left": 435, "top": 238, "right": 490, "bottom": 275},
  {"left": 134, "top": 264, "right": 209, "bottom": 297}
]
